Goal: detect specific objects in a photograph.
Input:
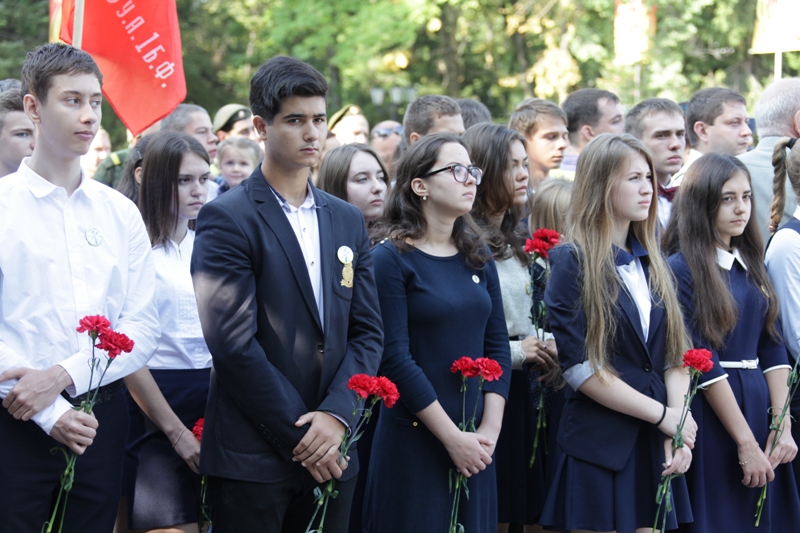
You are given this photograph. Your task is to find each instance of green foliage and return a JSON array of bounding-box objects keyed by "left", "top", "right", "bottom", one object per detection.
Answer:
[{"left": 4, "top": 0, "right": 800, "bottom": 142}]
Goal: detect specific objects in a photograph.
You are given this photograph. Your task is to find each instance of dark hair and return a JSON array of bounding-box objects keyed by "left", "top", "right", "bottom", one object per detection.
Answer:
[
  {"left": 370, "top": 133, "right": 490, "bottom": 269},
  {"left": 403, "top": 95, "right": 461, "bottom": 143},
  {"left": 562, "top": 89, "right": 619, "bottom": 137},
  {"left": 0, "top": 89, "right": 24, "bottom": 129},
  {"left": 456, "top": 98, "right": 492, "bottom": 130},
  {"left": 663, "top": 153, "right": 779, "bottom": 348},
  {"left": 20, "top": 43, "right": 102, "bottom": 102},
  {"left": 686, "top": 88, "right": 747, "bottom": 146},
  {"left": 116, "top": 135, "right": 155, "bottom": 205},
  {"left": 625, "top": 98, "right": 684, "bottom": 139},
  {"left": 317, "top": 143, "right": 389, "bottom": 201},
  {"left": 249, "top": 56, "right": 328, "bottom": 124},
  {"left": 463, "top": 123, "right": 530, "bottom": 264},
  {"left": 138, "top": 131, "right": 210, "bottom": 249},
  {"left": 771, "top": 137, "right": 800, "bottom": 233}
]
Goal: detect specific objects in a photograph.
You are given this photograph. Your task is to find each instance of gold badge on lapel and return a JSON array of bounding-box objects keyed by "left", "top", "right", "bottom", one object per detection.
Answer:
[{"left": 338, "top": 246, "right": 354, "bottom": 288}]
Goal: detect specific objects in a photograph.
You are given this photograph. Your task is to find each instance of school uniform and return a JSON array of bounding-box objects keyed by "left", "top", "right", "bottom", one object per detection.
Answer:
[
  {"left": 540, "top": 237, "right": 692, "bottom": 533},
  {"left": 362, "top": 240, "right": 512, "bottom": 533},
  {"left": 669, "top": 248, "right": 800, "bottom": 533},
  {"left": 766, "top": 210, "right": 800, "bottom": 489},
  {"left": 124, "top": 230, "right": 212, "bottom": 529}
]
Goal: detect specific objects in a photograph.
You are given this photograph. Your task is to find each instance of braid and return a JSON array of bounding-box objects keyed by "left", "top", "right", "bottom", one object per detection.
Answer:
[{"left": 771, "top": 138, "right": 791, "bottom": 234}]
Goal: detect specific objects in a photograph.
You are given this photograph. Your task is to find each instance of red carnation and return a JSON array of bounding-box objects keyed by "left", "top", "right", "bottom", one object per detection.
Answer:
[
  {"left": 475, "top": 357, "right": 503, "bottom": 382},
  {"left": 374, "top": 376, "right": 400, "bottom": 408},
  {"left": 192, "top": 418, "right": 204, "bottom": 441},
  {"left": 348, "top": 374, "right": 379, "bottom": 399},
  {"left": 682, "top": 348, "right": 714, "bottom": 374},
  {"left": 532, "top": 228, "right": 560, "bottom": 247},
  {"left": 450, "top": 356, "right": 479, "bottom": 378},
  {"left": 76, "top": 315, "right": 111, "bottom": 338},
  {"left": 96, "top": 329, "right": 135, "bottom": 359}
]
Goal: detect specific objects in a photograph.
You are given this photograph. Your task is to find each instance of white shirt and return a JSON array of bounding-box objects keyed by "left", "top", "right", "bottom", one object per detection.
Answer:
[
  {"left": 0, "top": 159, "right": 160, "bottom": 434},
  {"left": 668, "top": 149, "right": 704, "bottom": 188},
  {"left": 269, "top": 183, "right": 324, "bottom": 325},
  {"left": 766, "top": 212, "right": 800, "bottom": 362},
  {"left": 147, "top": 230, "right": 212, "bottom": 370}
]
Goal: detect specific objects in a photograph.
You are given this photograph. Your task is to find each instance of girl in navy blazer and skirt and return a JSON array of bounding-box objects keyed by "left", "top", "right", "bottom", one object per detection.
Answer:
[{"left": 540, "top": 133, "right": 695, "bottom": 533}]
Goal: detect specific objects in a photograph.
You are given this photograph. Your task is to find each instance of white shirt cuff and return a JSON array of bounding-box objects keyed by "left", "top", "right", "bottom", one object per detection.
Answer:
[
  {"left": 57, "top": 348, "right": 94, "bottom": 397},
  {"left": 31, "top": 395, "right": 74, "bottom": 435},
  {"left": 564, "top": 361, "right": 595, "bottom": 391},
  {"left": 510, "top": 340, "right": 526, "bottom": 370}
]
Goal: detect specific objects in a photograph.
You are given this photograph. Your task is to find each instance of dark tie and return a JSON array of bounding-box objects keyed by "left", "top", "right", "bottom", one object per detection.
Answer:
[{"left": 658, "top": 184, "right": 678, "bottom": 202}]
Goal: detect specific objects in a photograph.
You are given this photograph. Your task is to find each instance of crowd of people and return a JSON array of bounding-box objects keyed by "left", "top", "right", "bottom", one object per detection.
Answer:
[{"left": 2, "top": 41, "right": 800, "bottom": 533}]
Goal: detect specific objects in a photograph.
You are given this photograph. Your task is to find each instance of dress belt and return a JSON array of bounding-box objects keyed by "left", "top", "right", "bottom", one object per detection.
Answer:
[{"left": 719, "top": 359, "right": 759, "bottom": 370}]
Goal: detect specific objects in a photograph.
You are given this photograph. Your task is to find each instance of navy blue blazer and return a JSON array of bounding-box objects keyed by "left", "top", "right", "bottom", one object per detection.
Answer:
[
  {"left": 545, "top": 240, "right": 669, "bottom": 471},
  {"left": 191, "top": 169, "right": 383, "bottom": 483}
]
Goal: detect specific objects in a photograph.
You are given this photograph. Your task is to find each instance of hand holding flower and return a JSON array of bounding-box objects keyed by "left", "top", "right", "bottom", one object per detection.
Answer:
[
  {"left": 764, "top": 418, "right": 797, "bottom": 468},
  {"left": 444, "top": 429, "right": 493, "bottom": 477},
  {"left": 293, "top": 411, "right": 347, "bottom": 466},
  {"left": 172, "top": 427, "right": 201, "bottom": 474},
  {"left": 50, "top": 410, "right": 98, "bottom": 455},
  {"left": 661, "top": 438, "right": 692, "bottom": 477}
]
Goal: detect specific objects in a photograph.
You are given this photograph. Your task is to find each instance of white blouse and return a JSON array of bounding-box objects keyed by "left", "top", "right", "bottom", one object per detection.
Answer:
[{"left": 147, "top": 230, "right": 212, "bottom": 370}]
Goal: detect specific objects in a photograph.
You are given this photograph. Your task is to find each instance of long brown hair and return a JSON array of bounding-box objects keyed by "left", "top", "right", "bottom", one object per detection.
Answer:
[
  {"left": 463, "top": 123, "right": 530, "bottom": 264},
  {"left": 370, "top": 133, "right": 490, "bottom": 269},
  {"left": 663, "top": 153, "right": 779, "bottom": 348},
  {"left": 317, "top": 143, "right": 389, "bottom": 201},
  {"left": 139, "top": 131, "right": 210, "bottom": 249},
  {"left": 770, "top": 137, "right": 800, "bottom": 233},
  {"left": 569, "top": 133, "right": 689, "bottom": 376},
  {"left": 529, "top": 178, "right": 573, "bottom": 235}
]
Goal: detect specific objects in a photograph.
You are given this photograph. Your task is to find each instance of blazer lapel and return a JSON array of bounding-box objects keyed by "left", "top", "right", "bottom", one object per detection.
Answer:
[
  {"left": 250, "top": 176, "right": 323, "bottom": 330},
  {"left": 618, "top": 283, "right": 648, "bottom": 349},
  {"left": 316, "top": 191, "right": 334, "bottom": 335}
]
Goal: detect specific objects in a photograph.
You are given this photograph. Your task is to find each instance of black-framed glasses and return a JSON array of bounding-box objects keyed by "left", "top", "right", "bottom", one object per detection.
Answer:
[
  {"left": 371, "top": 125, "right": 403, "bottom": 138},
  {"left": 420, "top": 163, "right": 482, "bottom": 185}
]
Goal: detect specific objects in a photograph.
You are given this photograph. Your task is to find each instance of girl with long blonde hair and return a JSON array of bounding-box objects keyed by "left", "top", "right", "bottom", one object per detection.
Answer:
[{"left": 540, "top": 133, "right": 694, "bottom": 533}]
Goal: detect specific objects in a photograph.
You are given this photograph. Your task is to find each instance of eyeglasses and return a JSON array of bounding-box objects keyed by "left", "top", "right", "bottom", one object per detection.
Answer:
[
  {"left": 420, "top": 163, "right": 482, "bottom": 185},
  {"left": 371, "top": 126, "right": 403, "bottom": 138}
]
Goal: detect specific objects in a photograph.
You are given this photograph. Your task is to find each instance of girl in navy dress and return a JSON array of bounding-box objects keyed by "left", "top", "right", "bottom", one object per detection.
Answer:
[
  {"left": 122, "top": 131, "right": 214, "bottom": 533},
  {"left": 364, "top": 133, "right": 512, "bottom": 532},
  {"left": 766, "top": 137, "right": 800, "bottom": 490},
  {"left": 463, "top": 123, "right": 558, "bottom": 533},
  {"left": 540, "top": 133, "right": 694, "bottom": 533},
  {"left": 664, "top": 152, "right": 800, "bottom": 532}
]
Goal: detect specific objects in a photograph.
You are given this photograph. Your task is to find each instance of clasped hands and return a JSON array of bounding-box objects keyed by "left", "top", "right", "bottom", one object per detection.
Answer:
[
  {"left": 293, "top": 411, "right": 349, "bottom": 483},
  {"left": 0, "top": 365, "right": 97, "bottom": 455}
]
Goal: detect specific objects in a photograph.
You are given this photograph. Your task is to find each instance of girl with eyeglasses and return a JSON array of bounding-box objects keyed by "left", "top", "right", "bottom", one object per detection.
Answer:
[
  {"left": 664, "top": 153, "right": 800, "bottom": 533},
  {"left": 540, "top": 133, "right": 694, "bottom": 533},
  {"left": 363, "top": 133, "right": 512, "bottom": 532}
]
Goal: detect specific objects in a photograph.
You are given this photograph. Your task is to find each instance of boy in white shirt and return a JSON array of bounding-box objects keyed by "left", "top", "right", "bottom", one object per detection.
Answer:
[{"left": 0, "top": 42, "right": 159, "bottom": 532}]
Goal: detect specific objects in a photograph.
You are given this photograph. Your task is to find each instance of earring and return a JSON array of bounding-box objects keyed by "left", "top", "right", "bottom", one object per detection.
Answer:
[{"left": 422, "top": 195, "right": 427, "bottom": 201}]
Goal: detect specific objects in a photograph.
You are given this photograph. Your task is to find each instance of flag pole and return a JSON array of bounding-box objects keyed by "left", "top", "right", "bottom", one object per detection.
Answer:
[{"left": 73, "top": 0, "right": 85, "bottom": 49}]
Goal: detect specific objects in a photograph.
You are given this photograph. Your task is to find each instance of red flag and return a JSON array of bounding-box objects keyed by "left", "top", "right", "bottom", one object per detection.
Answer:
[{"left": 60, "top": 0, "right": 186, "bottom": 136}]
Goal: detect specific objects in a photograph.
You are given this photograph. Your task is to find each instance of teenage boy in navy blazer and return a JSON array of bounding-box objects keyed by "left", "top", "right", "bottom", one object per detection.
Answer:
[{"left": 191, "top": 56, "right": 383, "bottom": 532}]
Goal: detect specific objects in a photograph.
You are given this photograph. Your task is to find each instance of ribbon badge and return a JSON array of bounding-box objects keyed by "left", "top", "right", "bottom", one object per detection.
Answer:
[{"left": 338, "top": 246, "right": 354, "bottom": 288}]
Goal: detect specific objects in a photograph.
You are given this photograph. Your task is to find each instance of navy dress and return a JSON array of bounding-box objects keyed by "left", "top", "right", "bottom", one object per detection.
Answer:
[
  {"left": 363, "top": 240, "right": 512, "bottom": 533},
  {"left": 669, "top": 251, "right": 800, "bottom": 533},
  {"left": 540, "top": 240, "right": 692, "bottom": 533}
]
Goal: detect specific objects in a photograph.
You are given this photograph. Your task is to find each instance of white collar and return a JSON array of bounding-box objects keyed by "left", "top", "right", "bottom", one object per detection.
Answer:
[
  {"left": 793, "top": 205, "right": 800, "bottom": 221},
  {"left": 19, "top": 157, "right": 98, "bottom": 201},
  {"left": 716, "top": 247, "right": 748, "bottom": 271}
]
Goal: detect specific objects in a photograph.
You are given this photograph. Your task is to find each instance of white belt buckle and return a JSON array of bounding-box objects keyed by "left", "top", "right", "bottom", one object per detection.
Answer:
[{"left": 741, "top": 359, "right": 758, "bottom": 370}]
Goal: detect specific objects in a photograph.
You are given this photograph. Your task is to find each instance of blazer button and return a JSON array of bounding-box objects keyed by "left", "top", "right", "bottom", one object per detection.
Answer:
[
  {"left": 317, "top": 343, "right": 324, "bottom": 354},
  {"left": 412, "top": 422, "right": 418, "bottom": 427},
  {"left": 644, "top": 363, "right": 653, "bottom": 372}
]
